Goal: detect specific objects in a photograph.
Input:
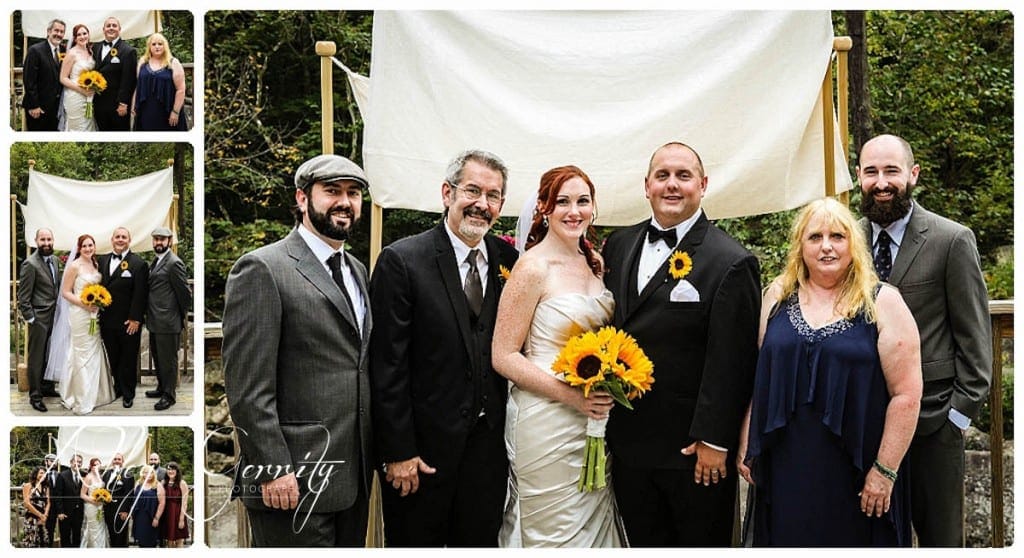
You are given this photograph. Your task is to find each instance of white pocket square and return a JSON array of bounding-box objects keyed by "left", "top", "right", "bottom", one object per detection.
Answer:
[
  {"left": 669, "top": 280, "right": 700, "bottom": 302},
  {"left": 121, "top": 270, "right": 132, "bottom": 278}
]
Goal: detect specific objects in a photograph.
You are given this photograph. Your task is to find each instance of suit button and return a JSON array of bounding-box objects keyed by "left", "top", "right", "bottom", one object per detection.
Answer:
[
  {"left": 358, "top": 407, "right": 365, "bottom": 415},
  {"left": 460, "top": 408, "right": 469, "bottom": 418}
]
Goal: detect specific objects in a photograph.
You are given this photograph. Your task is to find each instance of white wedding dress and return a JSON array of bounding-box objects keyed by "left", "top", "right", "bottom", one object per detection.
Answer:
[
  {"left": 81, "top": 481, "right": 111, "bottom": 548},
  {"left": 62, "top": 56, "right": 98, "bottom": 132},
  {"left": 60, "top": 270, "right": 116, "bottom": 414},
  {"left": 499, "top": 289, "right": 625, "bottom": 547}
]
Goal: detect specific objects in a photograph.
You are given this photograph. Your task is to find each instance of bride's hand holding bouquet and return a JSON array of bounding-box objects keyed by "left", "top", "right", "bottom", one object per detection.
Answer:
[{"left": 79, "top": 284, "right": 112, "bottom": 335}]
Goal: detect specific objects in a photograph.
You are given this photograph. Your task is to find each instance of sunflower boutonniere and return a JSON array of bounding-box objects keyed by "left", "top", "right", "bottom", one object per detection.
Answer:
[
  {"left": 120, "top": 260, "right": 129, "bottom": 271},
  {"left": 109, "top": 47, "right": 118, "bottom": 58},
  {"left": 668, "top": 250, "right": 692, "bottom": 280},
  {"left": 498, "top": 264, "right": 511, "bottom": 285}
]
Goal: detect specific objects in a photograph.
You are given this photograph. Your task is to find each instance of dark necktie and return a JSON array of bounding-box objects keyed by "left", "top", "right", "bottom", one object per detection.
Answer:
[
  {"left": 647, "top": 224, "right": 677, "bottom": 248},
  {"left": 327, "top": 253, "right": 357, "bottom": 322},
  {"left": 52, "top": 47, "right": 59, "bottom": 65},
  {"left": 464, "top": 249, "right": 483, "bottom": 318},
  {"left": 874, "top": 230, "right": 893, "bottom": 281},
  {"left": 46, "top": 256, "right": 55, "bottom": 284}
]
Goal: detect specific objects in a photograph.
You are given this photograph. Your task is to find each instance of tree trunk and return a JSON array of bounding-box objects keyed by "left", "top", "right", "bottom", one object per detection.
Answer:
[{"left": 845, "top": 11, "right": 872, "bottom": 161}]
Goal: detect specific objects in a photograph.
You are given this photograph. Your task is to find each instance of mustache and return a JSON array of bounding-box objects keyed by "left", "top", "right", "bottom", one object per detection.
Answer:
[
  {"left": 328, "top": 207, "right": 354, "bottom": 219},
  {"left": 463, "top": 207, "right": 494, "bottom": 221}
]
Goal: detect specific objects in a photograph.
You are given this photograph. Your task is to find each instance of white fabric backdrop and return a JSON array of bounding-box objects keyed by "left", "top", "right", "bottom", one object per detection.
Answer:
[
  {"left": 55, "top": 426, "right": 148, "bottom": 468},
  {"left": 20, "top": 167, "right": 175, "bottom": 253},
  {"left": 350, "top": 11, "right": 851, "bottom": 224},
  {"left": 21, "top": 10, "right": 160, "bottom": 42}
]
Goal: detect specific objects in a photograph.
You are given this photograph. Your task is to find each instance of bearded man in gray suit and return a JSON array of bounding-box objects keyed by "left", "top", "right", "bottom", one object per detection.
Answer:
[
  {"left": 17, "top": 228, "right": 61, "bottom": 412},
  {"left": 146, "top": 227, "right": 192, "bottom": 411},
  {"left": 857, "top": 134, "right": 991, "bottom": 547},
  {"left": 223, "top": 154, "right": 373, "bottom": 546}
]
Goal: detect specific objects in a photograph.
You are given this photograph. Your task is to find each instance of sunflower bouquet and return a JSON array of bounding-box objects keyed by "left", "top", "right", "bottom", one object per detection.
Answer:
[
  {"left": 89, "top": 486, "right": 112, "bottom": 521},
  {"left": 552, "top": 326, "right": 654, "bottom": 491},
  {"left": 76, "top": 70, "right": 107, "bottom": 118},
  {"left": 80, "top": 284, "right": 112, "bottom": 335}
]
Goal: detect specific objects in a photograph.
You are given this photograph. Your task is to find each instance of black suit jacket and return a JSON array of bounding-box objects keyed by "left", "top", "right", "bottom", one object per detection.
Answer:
[
  {"left": 53, "top": 468, "right": 84, "bottom": 517},
  {"left": 369, "top": 224, "right": 518, "bottom": 471},
  {"left": 603, "top": 214, "right": 761, "bottom": 469},
  {"left": 99, "top": 250, "right": 149, "bottom": 328},
  {"left": 101, "top": 467, "right": 135, "bottom": 530},
  {"left": 92, "top": 39, "right": 137, "bottom": 118},
  {"left": 22, "top": 40, "right": 63, "bottom": 129}
]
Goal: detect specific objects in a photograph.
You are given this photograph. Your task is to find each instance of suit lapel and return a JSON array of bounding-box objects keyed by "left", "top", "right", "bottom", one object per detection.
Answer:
[
  {"left": 343, "top": 250, "right": 372, "bottom": 343},
  {"left": 286, "top": 231, "right": 359, "bottom": 331},
  {"left": 616, "top": 222, "right": 648, "bottom": 320},
  {"left": 432, "top": 226, "right": 476, "bottom": 360},
  {"left": 626, "top": 214, "right": 709, "bottom": 320},
  {"left": 888, "top": 209, "right": 928, "bottom": 286}
]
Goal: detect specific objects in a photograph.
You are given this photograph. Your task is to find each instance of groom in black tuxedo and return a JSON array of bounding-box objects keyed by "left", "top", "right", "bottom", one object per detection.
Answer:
[
  {"left": 603, "top": 142, "right": 761, "bottom": 546},
  {"left": 101, "top": 453, "right": 135, "bottom": 547},
  {"left": 92, "top": 16, "right": 136, "bottom": 131},
  {"left": 99, "top": 227, "right": 149, "bottom": 407},
  {"left": 369, "top": 149, "right": 518, "bottom": 546}
]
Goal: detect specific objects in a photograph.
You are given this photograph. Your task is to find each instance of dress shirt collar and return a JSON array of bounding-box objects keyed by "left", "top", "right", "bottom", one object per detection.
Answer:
[
  {"left": 870, "top": 202, "right": 914, "bottom": 248},
  {"left": 444, "top": 221, "right": 489, "bottom": 267},
  {"left": 650, "top": 208, "right": 703, "bottom": 247},
  {"left": 297, "top": 224, "right": 347, "bottom": 268}
]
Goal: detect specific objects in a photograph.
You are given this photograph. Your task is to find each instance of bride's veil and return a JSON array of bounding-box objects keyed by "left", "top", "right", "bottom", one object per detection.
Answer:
[
  {"left": 43, "top": 244, "right": 77, "bottom": 391},
  {"left": 515, "top": 191, "right": 539, "bottom": 254}
]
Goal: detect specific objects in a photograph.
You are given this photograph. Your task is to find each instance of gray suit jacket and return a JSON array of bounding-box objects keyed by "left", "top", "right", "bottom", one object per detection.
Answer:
[
  {"left": 861, "top": 203, "right": 991, "bottom": 435},
  {"left": 223, "top": 228, "right": 372, "bottom": 514},
  {"left": 146, "top": 251, "right": 192, "bottom": 334},
  {"left": 17, "top": 250, "right": 61, "bottom": 326}
]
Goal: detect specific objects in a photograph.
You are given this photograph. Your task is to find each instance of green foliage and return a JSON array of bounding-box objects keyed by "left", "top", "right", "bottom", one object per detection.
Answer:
[
  {"left": 984, "top": 248, "right": 1013, "bottom": 300},
  {"left": 863, "top": 11, "right": 1013, "bottom": 258},
  {"left": 716, "top": 210, "right": 798, "bottom": 287},
  {"left": 976, "top": 369, "right": 1013, "bottom": 440}
]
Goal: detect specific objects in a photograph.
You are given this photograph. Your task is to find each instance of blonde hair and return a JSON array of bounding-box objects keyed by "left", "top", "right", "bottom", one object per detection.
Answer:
[
  {"left": 776, "top": 197, "right": 879, "bottom": 322},
  {"left": 139, "top": 465, "right": 159, "bottom": 488},
  {"left": 140, "top": 33, "right": 174, "bottom": 68}
]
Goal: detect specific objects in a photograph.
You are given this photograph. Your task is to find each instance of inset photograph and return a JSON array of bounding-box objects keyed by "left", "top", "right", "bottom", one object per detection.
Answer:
[
  {"left": 11, "top": 10, "right": 194, "bottom": 132},
  {"left": 10, "top": 142, "right": 195, "bottom": 416},
  {"left": 10, "top": 425, "right": 195, "bottom": 548}
]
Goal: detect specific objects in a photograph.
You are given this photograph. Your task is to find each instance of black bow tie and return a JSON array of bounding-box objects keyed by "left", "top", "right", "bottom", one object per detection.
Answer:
[
  {"left": 112, "top": 253, "right": 122, "bottom": 260},
  {"left": 104, "top": 41, "right": 113, "bottom": 47},
  {"left": 646, "top": 224, "right": 677, "bottom": 248}
]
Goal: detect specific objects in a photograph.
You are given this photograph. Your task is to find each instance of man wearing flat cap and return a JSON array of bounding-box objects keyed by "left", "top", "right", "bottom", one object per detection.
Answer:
[
  {"left": 146, "top": 227, "right": 191, "bottom": 411},
  {"left": 223, "top": 153, "right": 373, "bottom": 546}
]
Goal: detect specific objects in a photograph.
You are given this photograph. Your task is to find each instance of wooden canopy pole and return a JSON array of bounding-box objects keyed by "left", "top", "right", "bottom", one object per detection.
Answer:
[{"left": 834, "top": 36, "right": 853, "bottom": 204}]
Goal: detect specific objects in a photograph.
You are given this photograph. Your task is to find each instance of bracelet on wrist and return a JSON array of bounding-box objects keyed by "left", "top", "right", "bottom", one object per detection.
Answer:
[{"left": 873, "top": 459, "right": 898, "bottom": 482}]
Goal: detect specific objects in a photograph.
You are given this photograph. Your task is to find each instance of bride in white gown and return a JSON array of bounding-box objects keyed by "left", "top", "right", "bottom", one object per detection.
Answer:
[
  {"left": 58, "top": 23, "right": 98, "bottom": 132},
  {"left": 80, "top": 457, "right": 111, "bottom": 547},
  {"left": 492, "top": 166, "right": 624, "bottom": 547},
  {"left": 55, "top": 234, "right": 116, "bottom": 414}
]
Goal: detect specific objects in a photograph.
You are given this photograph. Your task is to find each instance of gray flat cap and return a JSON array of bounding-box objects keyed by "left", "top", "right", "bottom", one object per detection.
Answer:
[
  {"left": 151, "top": 227, "right": 173, "bottom": 238},
  {"left": 294, "top": 154, "right": 369, "bottom": 190},
  {"left": 45, "top": 453, "right": 57, "bottom": 460}
]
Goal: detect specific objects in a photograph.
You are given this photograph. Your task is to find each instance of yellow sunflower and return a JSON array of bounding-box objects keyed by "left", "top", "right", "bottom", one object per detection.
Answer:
[
  {"left": 552, "top": 330, "right": 611, "bottom": 397},
  {"left": 77, "top": 70, "right": 107, "bottom": 93},
  {"left": 499, "top": 265, "right": 511, "bottom": 283},
  {"left": 668, "top": 250, "right": 693, "bottom": 280}
]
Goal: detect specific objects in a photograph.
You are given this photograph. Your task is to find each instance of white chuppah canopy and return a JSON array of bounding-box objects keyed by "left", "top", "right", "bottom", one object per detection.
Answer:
[
  {"left": 21, "top": 10, "right": 160, "bottom": 43},
  {"left": 55, "top": 426, "right": 148, "bottom": 468},
  {"left": 347, "top": 11, "right": 851, "bottom": 225},
  {"left": 20, "top": 166, "right": 175, "bottom": 253}
]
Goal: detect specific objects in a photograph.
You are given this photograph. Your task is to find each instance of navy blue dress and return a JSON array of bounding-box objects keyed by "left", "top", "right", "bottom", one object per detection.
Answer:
[
  {"left": 133, "top": 62, "right": 187, "bottom": 131},
  {"left": 745, "top": 290, "right": 911, "bottom": 547},
  {"left": 131, "top": 486, "right": 160, "bottom": 547}
]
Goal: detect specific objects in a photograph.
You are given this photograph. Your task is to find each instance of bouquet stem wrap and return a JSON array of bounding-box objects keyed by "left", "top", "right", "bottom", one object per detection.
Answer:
[{"left": 580, "top": 417, "right": 609, "bottom": 491}]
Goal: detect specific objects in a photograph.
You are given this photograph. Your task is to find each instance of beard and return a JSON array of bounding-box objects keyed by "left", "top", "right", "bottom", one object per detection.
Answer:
[
  {"left": 308, "top": 199, "right": 358, "bottom": 242},
  {"left": 457, "top": 206, "right": 495, "bottom": 242},
  {"left": 860, "top": 185, "right": 913, "bottom": 226},
  {"left": 153, "top": 244, "right": 168, "bottom": 254},
  {"left": 38, "top": 245, "right": 54, "bottom": 257}
]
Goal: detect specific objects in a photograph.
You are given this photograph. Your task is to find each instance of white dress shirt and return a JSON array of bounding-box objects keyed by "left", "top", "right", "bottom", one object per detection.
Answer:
[
  {"left": 297, "top": 224, "right": 366, "bottom": 332},
  {"left": 636, "top": 209, "right": 703, "bottom": 294}
]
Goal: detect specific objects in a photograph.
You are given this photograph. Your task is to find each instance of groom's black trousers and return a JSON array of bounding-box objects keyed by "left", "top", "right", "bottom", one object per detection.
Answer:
[{"left": 100, "top": 324, "right": 141, "bottom": 400}]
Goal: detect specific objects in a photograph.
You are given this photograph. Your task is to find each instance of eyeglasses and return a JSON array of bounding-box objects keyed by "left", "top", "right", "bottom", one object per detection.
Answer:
[{"left": 450, "top": 183, "right": 504, "bottom": 206}]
